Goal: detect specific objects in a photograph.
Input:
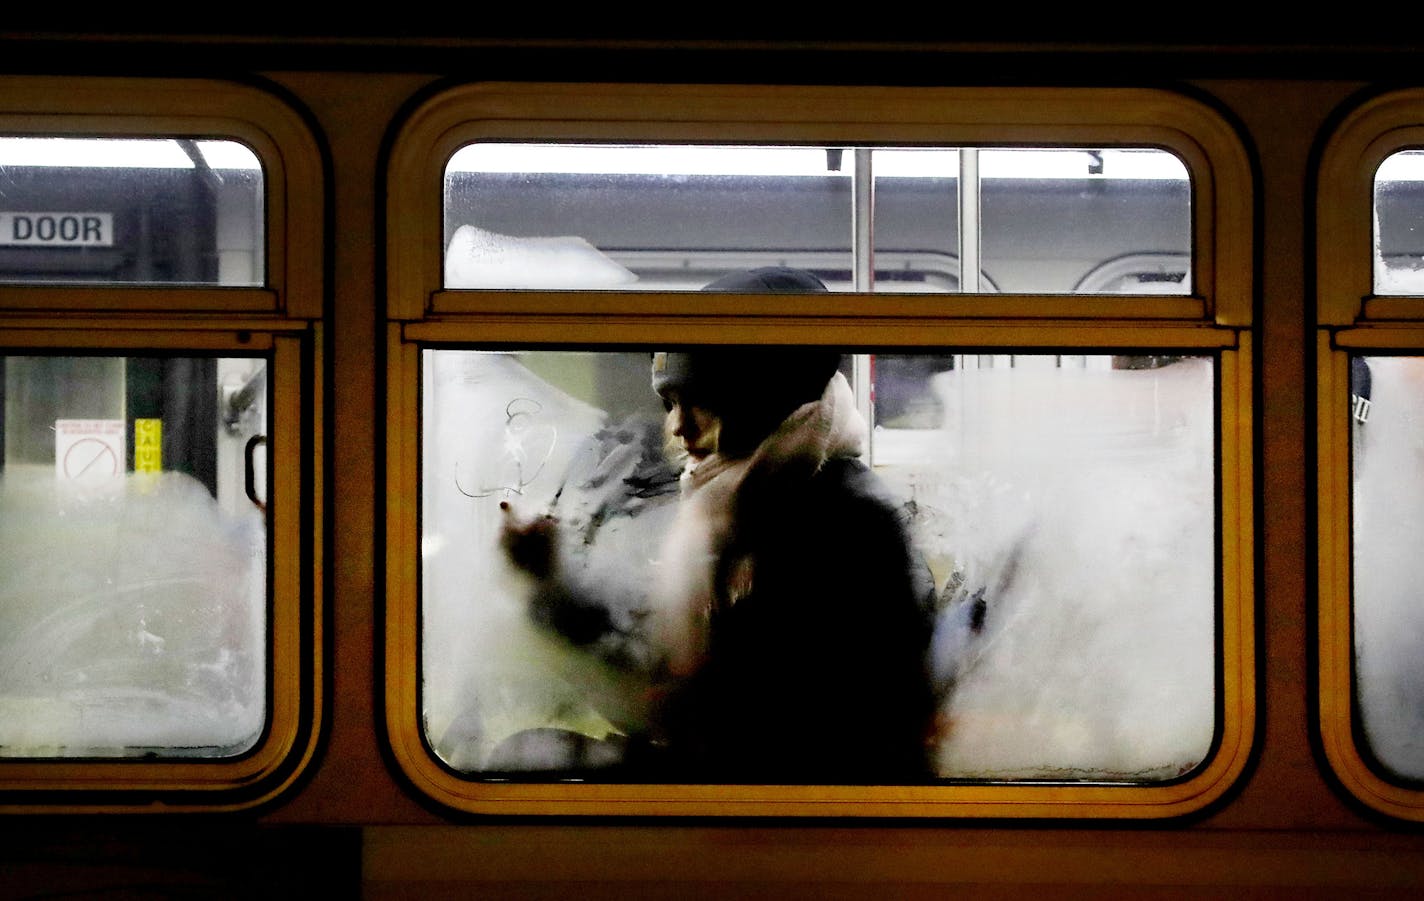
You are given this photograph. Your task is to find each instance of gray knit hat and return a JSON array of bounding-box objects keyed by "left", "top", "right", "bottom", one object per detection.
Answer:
[
  {"left": 650, "top": 268, "right": 842, "bottom": 452},
  {"left": 700, "top": 266, "right": 832, "bottom": 295}
]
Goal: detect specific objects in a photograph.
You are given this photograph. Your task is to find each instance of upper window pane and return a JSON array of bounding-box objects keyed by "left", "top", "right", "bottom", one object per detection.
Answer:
[
  {"left": 0, "top": 353, "right": 269, "bottom": 757},
  {"left": 0, "top": 137, "right": 264, "bottom": 286},
  {"left": 1373, "top": 150, "right": 1424, "bottom": 295},
  {"left": 443, "top": 144, "right": 1191, "bottom": 294},
  {"left": 978, "top": 149, "right": 1191, "bottom": 293}
]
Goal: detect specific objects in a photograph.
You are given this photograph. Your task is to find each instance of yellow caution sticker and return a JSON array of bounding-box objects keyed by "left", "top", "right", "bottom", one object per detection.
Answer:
[{"left": 134, "top": 418, "right": 162, "bottom": 472}]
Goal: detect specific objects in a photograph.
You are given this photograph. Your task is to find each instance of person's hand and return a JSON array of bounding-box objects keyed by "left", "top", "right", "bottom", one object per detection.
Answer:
[{"left": 498, "top": 500, "right": 559, "bottom": 580}]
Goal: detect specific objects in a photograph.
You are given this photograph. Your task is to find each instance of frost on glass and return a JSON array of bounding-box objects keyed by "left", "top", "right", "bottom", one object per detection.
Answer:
[
  {"left": 0, "top": 355, "right": 267, "bottom": 757},
  {"left": 1374, "top": 151, "right": 1424, "bottom": 294},
  {"left": 442, "top": 144, "right": 1192, "bottom": 295},
  {"left": 1352, "top": 356, "right": 1424, "bottom": 781},
  {"left": 0, "top": 137, "right": 264, "bottom": 286},
  {"left": 421, "top": 349, "right": 1217, "bottom": 782}
]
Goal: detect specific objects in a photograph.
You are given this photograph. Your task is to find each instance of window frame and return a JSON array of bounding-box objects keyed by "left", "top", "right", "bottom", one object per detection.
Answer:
[
  {"left": 1316, "top": 87, "right": 1424, "bottom": 821},
  {"left": 0, "top": 77, "right": 321, "bottom": 316},
  {"left": 0, "top": 77, "right": 324, "bottom": 811},
  {"left": 385, "top": 82, "right": 1256, "bottom": 819}
]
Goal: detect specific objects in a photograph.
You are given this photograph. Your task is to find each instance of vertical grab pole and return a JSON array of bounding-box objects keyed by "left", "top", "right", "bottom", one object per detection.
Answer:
[
  {"left": 959, "top": 147, "right": 983, "bottom": 370},
  {"left": 851, "top": 147, "right": 875, "bottom": 460},
  {"left": 959, "top": 147, "right": 981, "bottom": 293}
]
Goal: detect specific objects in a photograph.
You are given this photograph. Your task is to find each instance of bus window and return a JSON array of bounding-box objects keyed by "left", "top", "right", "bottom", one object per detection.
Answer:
[
  {"left": 0, "top": 76, "right": 321, "bottom": 808},
  {"left": 0, "top": 353, "right": 268, "bottom": 758},
  {"left": 1374, "top": 151, "right": 1424, "bottom": 295},
  {"left": 442, "top": 144, "right": 1190, "bottom": 295},
  {"left": 0, "top": 137, "right": 264, "bottom": 287},
  {"left": 390, "top": 83, "right": 1252, "bottom": 816},
  {"left": 420, "top": 347, "right": 1216, "bottom": 783},
  {"left": 1315, "top": 89, "right": 1424, "bottom": 821}
]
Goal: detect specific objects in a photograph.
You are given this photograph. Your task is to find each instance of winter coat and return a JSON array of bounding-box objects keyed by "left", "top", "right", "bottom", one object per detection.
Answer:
[{"left": 526, "top": 372, "right": 938, "bottom": 784}]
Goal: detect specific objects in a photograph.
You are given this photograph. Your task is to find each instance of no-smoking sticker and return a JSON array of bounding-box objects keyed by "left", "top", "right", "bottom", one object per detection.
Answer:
[{"left": 55, "top": 419, "right": 125, "bottom": 480}]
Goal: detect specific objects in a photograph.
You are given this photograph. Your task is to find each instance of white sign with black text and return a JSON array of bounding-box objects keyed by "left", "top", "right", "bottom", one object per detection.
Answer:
[
  {"left": 0, "top": 212, "right": 114, "bottom": 247},
  {"left": 55, "top": 419, "right": 126, "bottom": 480}
]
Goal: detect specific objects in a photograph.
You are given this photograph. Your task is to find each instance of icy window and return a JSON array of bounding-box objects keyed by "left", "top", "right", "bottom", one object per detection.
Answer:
[
  {"left": 1351, "top": 355, "right": 1424, "bottom": 781},
  {"left": 442, "top": 144, "right": 1191, "bottom": 295},
  {"left": 1373, "top": 151, "right": 1424, "bottom": 295},
  {"left": 0, "top": 354, "right": 268, "bottom": 757},
  {"left": 0, "top": 137, "right": 264, "bottom": 286},
  {"left": 420, "top": 348, "right": 1217, "bottom": 782}
]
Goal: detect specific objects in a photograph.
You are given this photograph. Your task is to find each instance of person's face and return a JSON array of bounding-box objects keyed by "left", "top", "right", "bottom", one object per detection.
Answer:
[{"left": 663, "top": 392, "right": 721, "bottom": 460}]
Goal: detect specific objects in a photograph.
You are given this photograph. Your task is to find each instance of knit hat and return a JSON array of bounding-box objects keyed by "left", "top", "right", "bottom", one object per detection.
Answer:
[
  {"left": 700, "top": 266, "right": 832, "bottom": 295},
  {"left": 651, "top": 268, "right": 842, "bottom": 454}
]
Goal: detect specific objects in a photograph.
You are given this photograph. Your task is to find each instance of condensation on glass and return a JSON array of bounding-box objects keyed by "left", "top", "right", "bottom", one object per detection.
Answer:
[
  {"left": 1373, "top": 150, "right": 1424, "bottom": 294},
  {"left": 442, "top": 144, "right": 1191, "bottom": 294},
  {"left": 1351, "top": 354, "right": 1424, "bottom": 782},
  {"left": 0, "top": 353, "right": 268, "bottom": 757},
  {"left": 420, "top": 348, "right": 1217, "bottom": 782},
  {"left": 0, "top": 137, "right": 264, "bottom": 286}
]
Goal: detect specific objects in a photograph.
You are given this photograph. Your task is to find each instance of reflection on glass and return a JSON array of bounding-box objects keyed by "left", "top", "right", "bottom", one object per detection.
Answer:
[
  {"left": 869, "top": 149, "right": 967, "bottom": 292},
  {"left": 979, "top": 148, "right": 1191, "bottom": 294},
  {"left": 0, "top": 137, "right": 264, "bottom": 286},
  {"left": 1375, "top": 151, "right": 1424, "bottom": 295},
  {"left": 444, "top": 144, "right": 853, "bottom": 291},
  {"left": 1352, "top": 355, "right": 1424, "bottom": 781},
  {"left": 421, "top": 346, "right": 1216, "bottom": 783},
  {"left": 442, "top": 144, "right": 1192, "bottom": 295},
  {"left": 0, "top": 355, "right": 268, "bottom": 757}
]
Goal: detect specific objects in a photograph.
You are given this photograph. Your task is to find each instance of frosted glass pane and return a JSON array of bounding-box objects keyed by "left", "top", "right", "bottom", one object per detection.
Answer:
[
  {"left": 421, "top": 348, "right": 1216, "bottom": 783},
  {"left": 1374, "top": 151, "right": 1424, "bottom": 294},
  {"left": 1352, "top": 356, "right": 1424, "bottom": 780},
  {"left": 0, "top": 137, "right": 264, "bottom": 286},
  {"left": 0, "top": 355, "right": 268, "bottom": 757}
]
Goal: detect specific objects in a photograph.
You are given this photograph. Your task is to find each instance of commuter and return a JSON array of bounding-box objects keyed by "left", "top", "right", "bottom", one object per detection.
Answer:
[{"left": 500, "top": 267, "right": 938, "bottom": 783}]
